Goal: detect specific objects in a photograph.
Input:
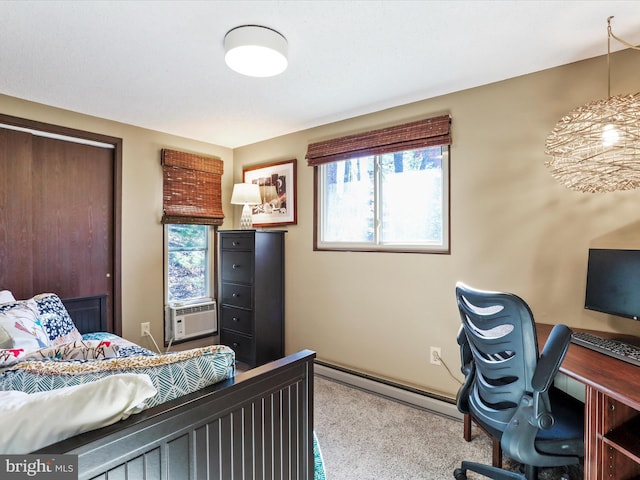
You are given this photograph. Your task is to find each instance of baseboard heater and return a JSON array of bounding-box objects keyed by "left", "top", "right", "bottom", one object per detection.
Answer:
[{"left": 314, "top": 360, "right": 462, "bottom": 421}]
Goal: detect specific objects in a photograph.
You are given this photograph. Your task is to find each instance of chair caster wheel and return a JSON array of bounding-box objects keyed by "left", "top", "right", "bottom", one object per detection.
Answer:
[{"left": 454, "top": 468, "right": 467, "bottom": 480}]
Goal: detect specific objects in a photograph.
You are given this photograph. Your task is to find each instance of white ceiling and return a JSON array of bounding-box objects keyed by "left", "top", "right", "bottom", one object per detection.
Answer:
[{"left": 1, "top": 1, "right": 640, "bottom": 148}]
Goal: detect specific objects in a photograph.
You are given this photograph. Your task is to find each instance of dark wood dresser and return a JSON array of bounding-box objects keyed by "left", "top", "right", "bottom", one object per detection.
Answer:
[{"left": 219, "top": 230, "right": 285, "bottom": 367}]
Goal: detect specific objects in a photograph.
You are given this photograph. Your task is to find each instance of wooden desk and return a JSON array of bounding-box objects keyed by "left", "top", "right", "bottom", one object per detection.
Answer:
[{"left": 537, "top": 324, "right": 640, "bottom": 480}]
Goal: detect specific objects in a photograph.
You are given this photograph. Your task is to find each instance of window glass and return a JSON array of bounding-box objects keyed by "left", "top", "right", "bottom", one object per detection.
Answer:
[
  {"left": 317, "top": 146, "right": 448, "bottom": 252},
  {"left": 321, "top": 157, "right": 375, "bottom": 243},
  {"left": 167, "top": 224, "right": 210, "bottom": 302}
]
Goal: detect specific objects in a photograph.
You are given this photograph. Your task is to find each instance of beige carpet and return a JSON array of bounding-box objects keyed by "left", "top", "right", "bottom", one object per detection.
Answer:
[{"left": 314, "top": 375, "right": 581, "bottom": 480}]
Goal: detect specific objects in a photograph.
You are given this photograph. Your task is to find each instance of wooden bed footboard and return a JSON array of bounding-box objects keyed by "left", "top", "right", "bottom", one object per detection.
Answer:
[{"left": 37, "top": 350, "right": 316, "bottom": 480}]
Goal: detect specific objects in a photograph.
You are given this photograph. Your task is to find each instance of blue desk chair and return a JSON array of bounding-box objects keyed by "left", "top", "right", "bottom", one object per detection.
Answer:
[{"left": 454, "top": 282, "right": 584, "bottom": 480}]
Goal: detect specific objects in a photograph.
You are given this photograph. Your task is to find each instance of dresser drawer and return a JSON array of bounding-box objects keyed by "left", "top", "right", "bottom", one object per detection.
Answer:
[
  {"left": 221, "top": 282, "right": 252, "bottom": 309},
  {"left": 220, "top": 306, "right": 253, "bottom": 335},
  {"left": 220, "top": 251, "right": 253, "bottom": 283},
  {"left": 221, "top": 234, "right": 254, "bottom": 251},
  {"left": 221, "top": 329, "right": 255, "bottom": 364}
]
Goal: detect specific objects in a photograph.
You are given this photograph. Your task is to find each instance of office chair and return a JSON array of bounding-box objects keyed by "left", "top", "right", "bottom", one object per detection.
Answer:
[{"left": 454, "top": 282, "right": 584, "bottom": 480}]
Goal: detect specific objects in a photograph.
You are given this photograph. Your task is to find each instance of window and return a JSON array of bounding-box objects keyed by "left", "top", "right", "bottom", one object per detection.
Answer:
[
  {"left": 166, "top": 224, "right": 212, "bottom": 303},
  {"left": 161, "top": 149, "right": 223, "bottom": 305},
  {"left": 317, "top": 146, "right": 448, "bottom": 252},
  {"left": 307, "top": 115, "right": 451, "bottom": 253}
]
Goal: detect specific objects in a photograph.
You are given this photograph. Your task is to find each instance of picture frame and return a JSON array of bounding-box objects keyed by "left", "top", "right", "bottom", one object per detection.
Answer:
[{"left": 243, "top": 159, "right": 297, "bottom": 227}]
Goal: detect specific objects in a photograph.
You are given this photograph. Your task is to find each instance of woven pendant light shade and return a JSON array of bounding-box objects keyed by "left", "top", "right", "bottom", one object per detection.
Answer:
[
  {"left": 544, "top": 17, "right": 640, "bottom": 193},
  {"left": 544, "top": 92, "right": 640, "bottom": 193}
]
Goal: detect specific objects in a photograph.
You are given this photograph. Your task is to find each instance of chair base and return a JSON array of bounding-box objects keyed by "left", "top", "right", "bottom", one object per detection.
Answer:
[{"left": 454, "top": 461, "right": 531, "bottom": 480}]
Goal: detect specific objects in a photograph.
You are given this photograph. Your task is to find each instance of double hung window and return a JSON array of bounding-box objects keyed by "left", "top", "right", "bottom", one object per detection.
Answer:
[{"left": 166, "top": 224, "right": 211, "bottom": 303}]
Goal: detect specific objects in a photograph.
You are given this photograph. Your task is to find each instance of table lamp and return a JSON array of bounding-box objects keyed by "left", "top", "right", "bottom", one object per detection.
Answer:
[{"left": 230, "top": 183, "right": 262, "bottom": 229}]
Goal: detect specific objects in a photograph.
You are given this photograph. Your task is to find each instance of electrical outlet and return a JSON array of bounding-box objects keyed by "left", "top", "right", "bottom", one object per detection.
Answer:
[
  {"left": 141, "top": 322, "right": 151, "bottom": 337},
  {"left": 430, "top": 346, "right": 442, "bottom": 365}
]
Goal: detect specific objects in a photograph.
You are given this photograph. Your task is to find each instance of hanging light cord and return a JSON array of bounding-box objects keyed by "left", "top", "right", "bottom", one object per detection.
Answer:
[
  {"left": 608, "top": 16, "right": 640, "bottom": 51},
  {"left": 608, "top": 16, "right": 640, "bottom": 97}
]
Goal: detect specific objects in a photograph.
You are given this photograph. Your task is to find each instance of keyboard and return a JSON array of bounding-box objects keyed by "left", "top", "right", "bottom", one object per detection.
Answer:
[{"left": 571, "top": 331, "right": 640, "bottom": 368}]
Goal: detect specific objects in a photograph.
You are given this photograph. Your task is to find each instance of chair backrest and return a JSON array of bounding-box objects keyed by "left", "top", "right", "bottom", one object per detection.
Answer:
[{"left": 455, "top": 282, "right": 541, "bottom": 437}]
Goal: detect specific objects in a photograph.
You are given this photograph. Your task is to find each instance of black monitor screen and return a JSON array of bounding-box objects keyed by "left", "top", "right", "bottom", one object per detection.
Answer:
[{"left": 585, "top": 248, "right": 640, "bottom": 321}]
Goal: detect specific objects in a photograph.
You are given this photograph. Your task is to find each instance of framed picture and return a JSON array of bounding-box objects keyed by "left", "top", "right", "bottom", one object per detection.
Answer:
[{"left": 243, "top": 159, "right": 297, "bottom": 227}]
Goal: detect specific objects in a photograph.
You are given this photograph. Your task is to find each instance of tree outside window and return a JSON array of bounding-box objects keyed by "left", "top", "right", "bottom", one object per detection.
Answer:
[{"left": 167, "top": 224, "right": 210, "bottom": 302}]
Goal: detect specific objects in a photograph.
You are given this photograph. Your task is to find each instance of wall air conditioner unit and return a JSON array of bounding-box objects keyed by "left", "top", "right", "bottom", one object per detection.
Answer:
[{"left": 167, "top": 301, "right": 217, "bottom": 341}]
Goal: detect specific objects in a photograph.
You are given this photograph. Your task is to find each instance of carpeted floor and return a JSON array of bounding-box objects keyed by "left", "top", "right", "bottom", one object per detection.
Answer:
[{"left": 314, "top": 375, "right": 582, "bottom": 480}]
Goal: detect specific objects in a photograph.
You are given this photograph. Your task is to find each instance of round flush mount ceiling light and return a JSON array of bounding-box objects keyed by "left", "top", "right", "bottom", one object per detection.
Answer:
[{"left": 224, "top": 25, "right": 288, "bottom": 77}]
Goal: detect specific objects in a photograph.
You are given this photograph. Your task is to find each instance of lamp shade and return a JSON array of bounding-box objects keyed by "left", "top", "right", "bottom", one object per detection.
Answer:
[
  {"left": 230, "top": 183, "right": 261, "bottom": 205},
  {"left": 224, "top": 25, "right": 288, "bottom": 77}
]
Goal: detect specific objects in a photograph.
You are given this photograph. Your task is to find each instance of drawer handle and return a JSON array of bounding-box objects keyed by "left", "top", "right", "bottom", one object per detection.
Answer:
[
  {"left": 232, "top": 317, "right": 240, "bottom": 322},
  {"left": 232, "top": 263, "right": 240, "bottom": 269},
  {"left": 232, "top": 292, "right": 240, "bottom": 298},
  {"left": 232, "top": 241, "right": 240, "bottom": 246}
]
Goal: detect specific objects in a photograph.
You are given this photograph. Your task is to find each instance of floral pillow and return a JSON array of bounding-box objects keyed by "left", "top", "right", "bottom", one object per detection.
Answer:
[
  {"left": 0, "top": 340, "right": 120, "bottom": 368},
  {"left": 33, "top": 294, "right": 83, "bottom": 345},
  {"left": 0, "top": 348, "right": 25, "bottom": 365},
  {"left": 0, "top": 300, "right": 49, "bottom": 353}
]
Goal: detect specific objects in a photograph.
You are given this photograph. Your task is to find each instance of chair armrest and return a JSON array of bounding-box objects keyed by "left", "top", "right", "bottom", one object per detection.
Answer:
[{"left": 531, "top": 324, "right": 572, "bottom": 393}]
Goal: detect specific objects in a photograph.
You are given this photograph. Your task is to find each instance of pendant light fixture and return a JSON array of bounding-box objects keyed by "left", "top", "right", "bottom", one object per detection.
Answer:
[
  {"left": 544, "top": 17, "right": 640, "bottom": 193},
  {"left": 224, "top": 25, "right": 288, "bottom": 77}
]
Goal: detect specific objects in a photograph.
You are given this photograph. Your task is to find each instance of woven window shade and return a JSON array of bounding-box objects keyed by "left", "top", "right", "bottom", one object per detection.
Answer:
[
  {"left": 306, "top": 115, "right": 451, "bottom": 166},
  {"left": 162, "top": 148, "right": 225, "bottom": 225}
]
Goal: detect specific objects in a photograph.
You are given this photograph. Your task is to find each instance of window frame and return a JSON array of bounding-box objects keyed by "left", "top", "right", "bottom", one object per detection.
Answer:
[
  {"left": 314, "top": 145, "right": 450, "bottom": 254},
  {"left": 164, "top": 224, "right": 215, "bottom": 306}
]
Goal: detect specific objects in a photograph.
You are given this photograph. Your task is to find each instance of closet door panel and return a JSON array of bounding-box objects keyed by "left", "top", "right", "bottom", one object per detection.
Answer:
[
  {"left": 31, "top": 137, "right": 113, "bottom": 302},
  {"left": 0, "top": 129, "right": 34, "bottom": 298}
]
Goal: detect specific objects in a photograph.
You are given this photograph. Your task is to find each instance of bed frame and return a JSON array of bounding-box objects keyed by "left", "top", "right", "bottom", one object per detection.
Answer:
[{"left": 33, "top": 296, "right": 317, "bottom": 480}]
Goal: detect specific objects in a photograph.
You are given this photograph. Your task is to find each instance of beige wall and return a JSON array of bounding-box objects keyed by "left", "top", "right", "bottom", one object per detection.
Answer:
[
  {"left": 2, "top": 47, "right": 640, "bottom": 399},
  {"left": 0, "top": 94, "right": 235, "bottom": 352},
  {"left": 233, "top": 48, "right": 640, "bottom": 398}
]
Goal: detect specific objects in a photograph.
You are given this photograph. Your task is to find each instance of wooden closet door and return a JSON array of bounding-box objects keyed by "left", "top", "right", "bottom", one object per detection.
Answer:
[
  {"left": 31, "top": 136, "right": 114, "bottom": 307},
  {"left": 0, "top": 127, "right": 114, "bottom": 330}
]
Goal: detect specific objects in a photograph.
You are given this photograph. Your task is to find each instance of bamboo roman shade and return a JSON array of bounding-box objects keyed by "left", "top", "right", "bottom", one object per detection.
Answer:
[
  {"left": 306, "top": 114, "right": 451, "bottom": 166},
  {"left": 162, "top": 148, "right": 225, "bottom": 225}
]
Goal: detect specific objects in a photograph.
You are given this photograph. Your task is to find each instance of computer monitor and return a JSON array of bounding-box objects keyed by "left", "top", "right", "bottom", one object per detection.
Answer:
[{"left": 584, "top": 248, "right": 640, "bottom": 321}]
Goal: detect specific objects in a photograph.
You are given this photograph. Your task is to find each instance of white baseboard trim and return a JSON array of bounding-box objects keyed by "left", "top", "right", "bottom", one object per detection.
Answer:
[{"left": 315, "top": 363, "right": 463, "bottom": 422}]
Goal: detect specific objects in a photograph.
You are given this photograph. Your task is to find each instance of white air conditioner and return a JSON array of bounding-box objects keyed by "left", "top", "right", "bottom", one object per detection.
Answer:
[{"left": 167, "top": 301, "right": 217, "bottom": 341}]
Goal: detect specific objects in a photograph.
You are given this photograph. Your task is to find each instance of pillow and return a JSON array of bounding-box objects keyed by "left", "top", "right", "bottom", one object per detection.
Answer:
[
  {"left": 82, "top": 332, "right": 156, "bottom": 357},
  {"left": 29, "top": 340, "right": 120, "bottom": 361},
  {"left": 0, "top": 300, "right": 49, "bottom": 353},
  {"left": 33, "top": 293, "right": 83, "bottom": 345},
  {"left": 0, "top": 373, "right": 157, "bottom": 454},
  {"left": 0, "top": 345, "right": 236, "bottom": 408},
  {"left": 0, "top": 340, "right": 120, "bottom": 367},
  {"left": 0, "top": 348, "right": 25, "bottom": 365},
  {"left": 0, "top": 290, "right": 15, "bottom": 304}
]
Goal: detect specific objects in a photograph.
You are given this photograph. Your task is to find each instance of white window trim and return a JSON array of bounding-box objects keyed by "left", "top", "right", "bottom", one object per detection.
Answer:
[{"left": 164, "top": 224, "right": 215, "bottom": 306}]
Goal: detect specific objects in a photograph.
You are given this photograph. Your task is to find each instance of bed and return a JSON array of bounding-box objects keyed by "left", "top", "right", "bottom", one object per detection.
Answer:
[{"left": 0, "top": 291, "right": 321, "bottom": 480}]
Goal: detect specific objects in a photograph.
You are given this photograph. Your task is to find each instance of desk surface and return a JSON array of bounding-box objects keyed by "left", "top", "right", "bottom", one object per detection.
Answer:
[{"left": 537, "top": 323, "right": 640, "bottom": 411}]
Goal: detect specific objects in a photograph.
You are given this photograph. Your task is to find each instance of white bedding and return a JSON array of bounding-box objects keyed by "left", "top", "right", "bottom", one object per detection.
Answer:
[{"left": 0, "top": 373, "right": 156, "bottom": 454}]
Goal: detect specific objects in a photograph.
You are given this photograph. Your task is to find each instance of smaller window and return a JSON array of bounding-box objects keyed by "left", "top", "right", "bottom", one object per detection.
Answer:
[{"left": 166, "top": 224, "right": 211, "bottom": 303}]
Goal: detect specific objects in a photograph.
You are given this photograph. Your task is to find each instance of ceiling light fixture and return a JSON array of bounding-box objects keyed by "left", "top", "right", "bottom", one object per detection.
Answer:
[
  {"left": 544, "top": 17, "right": 640, "bottom": 193},
  {"left": 224, "top": 25, "right": 288, "bottom": 77}
]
